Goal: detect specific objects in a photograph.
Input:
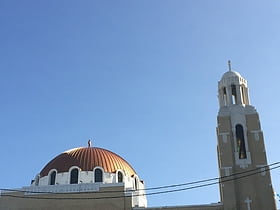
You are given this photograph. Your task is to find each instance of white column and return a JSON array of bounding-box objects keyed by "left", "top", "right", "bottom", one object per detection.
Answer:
[
  {"left": 226, "top": 86, "right": 232, "bottom": 105},
  {"left": 236, "top": 85, "right": 242, "bottom": 104},
  {"left": 246, "top": 87, "right": 250, "bottom": 105},
  {"left": 218, "top": 89, "right": 224, "bottom": 107}
]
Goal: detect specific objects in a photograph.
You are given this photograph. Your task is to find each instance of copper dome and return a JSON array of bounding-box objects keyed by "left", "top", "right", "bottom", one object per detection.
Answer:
[{"left": 40, "top": 147, "right": 136, "bottom": 177}]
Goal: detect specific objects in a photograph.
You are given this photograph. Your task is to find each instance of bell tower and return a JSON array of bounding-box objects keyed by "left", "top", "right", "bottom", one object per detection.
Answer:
[{"left": 216, "top": 62, "right": 276, "bottom": 210}]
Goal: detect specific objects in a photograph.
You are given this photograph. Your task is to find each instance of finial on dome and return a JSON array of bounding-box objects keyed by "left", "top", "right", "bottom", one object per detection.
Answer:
[
  {"left": 88, "top": 139, "right": 92, "bottom": 147},
  {"left": 228, "top": 60, "right": 232, "bottom": 71}
]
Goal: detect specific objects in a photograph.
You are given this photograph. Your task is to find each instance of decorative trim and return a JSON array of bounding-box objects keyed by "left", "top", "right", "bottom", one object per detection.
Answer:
[
  {"left": 256, "top": 165, "right": 266, "bottom": 176},
  {"left": 235, "top": 152, "right": 251, "bottom": 168},
  {"left": 221, "top": 167, "right": 232, "bottom": 176},
  {"left": 219, "top": 132, "right": 230, "bottom": 143},
  {"left": 250, "top": 130, "right": 261, "bottom": 141},
  {"left": 24, "top": 183, "right": 100, "bottom": 195}
]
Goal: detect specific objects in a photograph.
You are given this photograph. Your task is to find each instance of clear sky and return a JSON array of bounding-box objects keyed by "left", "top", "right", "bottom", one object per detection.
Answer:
[{"left": 0, "top": 0, "right": 280, "bottom": 208}]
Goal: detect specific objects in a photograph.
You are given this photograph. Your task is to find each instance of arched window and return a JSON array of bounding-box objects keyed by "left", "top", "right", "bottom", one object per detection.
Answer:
[
  {"left": 70, "top": 168, "right": 79, "bottom": 184},
  {"left": 94, "top": 168, "right": 103, "bottom": 182},
  {"left": 134, "top": 177, "right": 138, "bottom": 190},
  {"left": 49, "top": 171, "right": 56, "bottom": 185},
  {"left": 236, "top": 124, "right": 247, "bottom": 159},
  {"left": 117, "top": 171, "right": 123, "bottom": 183}
]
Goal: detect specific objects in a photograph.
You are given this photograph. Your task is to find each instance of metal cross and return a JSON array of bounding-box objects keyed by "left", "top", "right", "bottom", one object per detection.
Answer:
[
  {"left": 228, "top": 60, "right": 232, "bottom": 71},
  {"left": 244, "top": 197, "right": 252, "bottom": 210}
]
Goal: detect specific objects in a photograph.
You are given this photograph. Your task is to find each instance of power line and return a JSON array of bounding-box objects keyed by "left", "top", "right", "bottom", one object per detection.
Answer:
[
  {"left": 1, "top": 162, "right": 279, "bottom": 200},
  {"left": 2, "top": 162, "right": 279, "bottom": 195},
  {"left": 144, "top": 161, "right": 280, "bottom": 191},
  {"left": 145, "top": 165, "right": 280, "bottom": 197}
]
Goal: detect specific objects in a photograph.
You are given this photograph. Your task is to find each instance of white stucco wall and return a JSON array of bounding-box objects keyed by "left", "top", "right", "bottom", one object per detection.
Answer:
[{"left": 31, "top": 168, "right": 147, "bottom": 208}]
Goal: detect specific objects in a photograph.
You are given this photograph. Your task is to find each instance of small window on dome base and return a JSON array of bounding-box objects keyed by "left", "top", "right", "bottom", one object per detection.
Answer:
[
  {"left": 117, "top": 171, "right": 123, "bottom": 183},
  {"left": 134, "top": 177, "right": 138, "bottom": 190},
  {"left": 49, "top": 171, "right": 56, "bottom": 185},
  {"left": 70, "top": 168, "right": 79, "bottom": 184},
  {"left": 94, "top": 169, "right": 103, "bottom": 183}
]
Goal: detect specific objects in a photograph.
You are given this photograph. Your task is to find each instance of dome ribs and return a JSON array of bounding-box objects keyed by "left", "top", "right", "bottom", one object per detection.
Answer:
[
  {"left": 99, "top": 148, "right": 110, "bottom": 172},
  {"left": 108, "top": 150, "right": 118, "bottom": 172},
  {"left": 85, "top": 147, "right": 91, "bottom": 170},
  {"left": 95, "top": 148, "right": 103, "bottom": 169},
  {"left": 79, "top": 148, "right": 87, "bottom": 170},
  {"left": 92, "top": 148, "right": 98, "bottom": 169},
  {"left": 114, "top": 152, "right": 121, "bottom": 172},
  {"left": 75, "top": 149, "right": 81, "bottom": 166},
  {"left": 87, "top": 147, "right": 94, "bottom": 171},
  {"left": 40, "top": 147, "right": 136, "bottom": 178}
]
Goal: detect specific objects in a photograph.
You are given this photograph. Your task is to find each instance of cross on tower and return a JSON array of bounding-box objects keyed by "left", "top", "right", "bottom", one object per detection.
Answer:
[
  {"left": 244, "top": 197, "right": 252, "bottom": 210},
  {"left": 228, "top": 60, "right": 232, "bottom": 71}
]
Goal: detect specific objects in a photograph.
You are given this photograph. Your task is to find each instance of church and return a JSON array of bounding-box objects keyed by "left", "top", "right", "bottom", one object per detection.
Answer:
[{"left": 0, "top": 66, "right": 277, "bottom": 210}]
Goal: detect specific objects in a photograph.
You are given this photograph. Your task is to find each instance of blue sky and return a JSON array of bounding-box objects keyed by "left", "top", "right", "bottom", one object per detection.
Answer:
[{"left": 0, "top": 0, "right": 280, "bottom": 207}]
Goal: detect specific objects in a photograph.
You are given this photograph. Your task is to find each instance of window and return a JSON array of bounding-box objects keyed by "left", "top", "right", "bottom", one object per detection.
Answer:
[
  {"left": 117, "top": 171, "right": 123, "bottom": 183},
  {"left": 70, "top": 168, "right": 79, "bottom": 184},
  {"left": 134, "top": 177, "right": 138, "bottom": 190},
  {"left": 49, "top": 171, "right": 56, "bottom": 185},
  {"left": 236, "top": 124, "right": 247, "bottom": 159},
  {"left": 94, "top": 168, "right": 103, "bottom": 182}
]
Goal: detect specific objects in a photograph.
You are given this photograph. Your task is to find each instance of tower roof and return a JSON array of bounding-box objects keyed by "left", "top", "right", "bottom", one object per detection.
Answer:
[
  {"left": 221, "top": 70, "right": 241, "bottom": 80},
  {"left": 219, "top": 69, "right": 247, "bottom": 88},
  {"left": 40, "top": 147, "right": 136, "bottom": 177},
  {"left": 218, "top": 67, "right": 250, "bottom": 107}
]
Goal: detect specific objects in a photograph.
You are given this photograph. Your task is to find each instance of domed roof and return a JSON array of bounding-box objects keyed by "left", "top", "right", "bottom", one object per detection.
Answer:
[
  {"left": 40, "top": 147, "right": 136, "bottom": 177},
  {"left": 221, "top": 70, "right": 241, "bottom": 80}
]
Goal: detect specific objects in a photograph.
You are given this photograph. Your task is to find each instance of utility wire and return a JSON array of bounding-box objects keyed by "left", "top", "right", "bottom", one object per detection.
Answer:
[
  {"left": 1, "top": 162, "right": 279, "bottom": 195},
  {"left": 143, "top": 161, "right": 280, "bottom": 191},
  {"left": 144, "top": 165, "right": 280, "bottom": 196},
  {"left": 1, "top": 163, "right": 279, "bottom": 200}
]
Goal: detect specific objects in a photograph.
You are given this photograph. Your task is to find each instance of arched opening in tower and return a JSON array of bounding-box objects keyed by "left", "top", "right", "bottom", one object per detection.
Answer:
[
  {"left": 231, "top": 85, "right": 237, "bottom": 105},
  {"left": 236, "top": 124, "right": 247, "bottom": 159},
  {"left": 222, "top": 87, "right": 227, "bottom": 106}
]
